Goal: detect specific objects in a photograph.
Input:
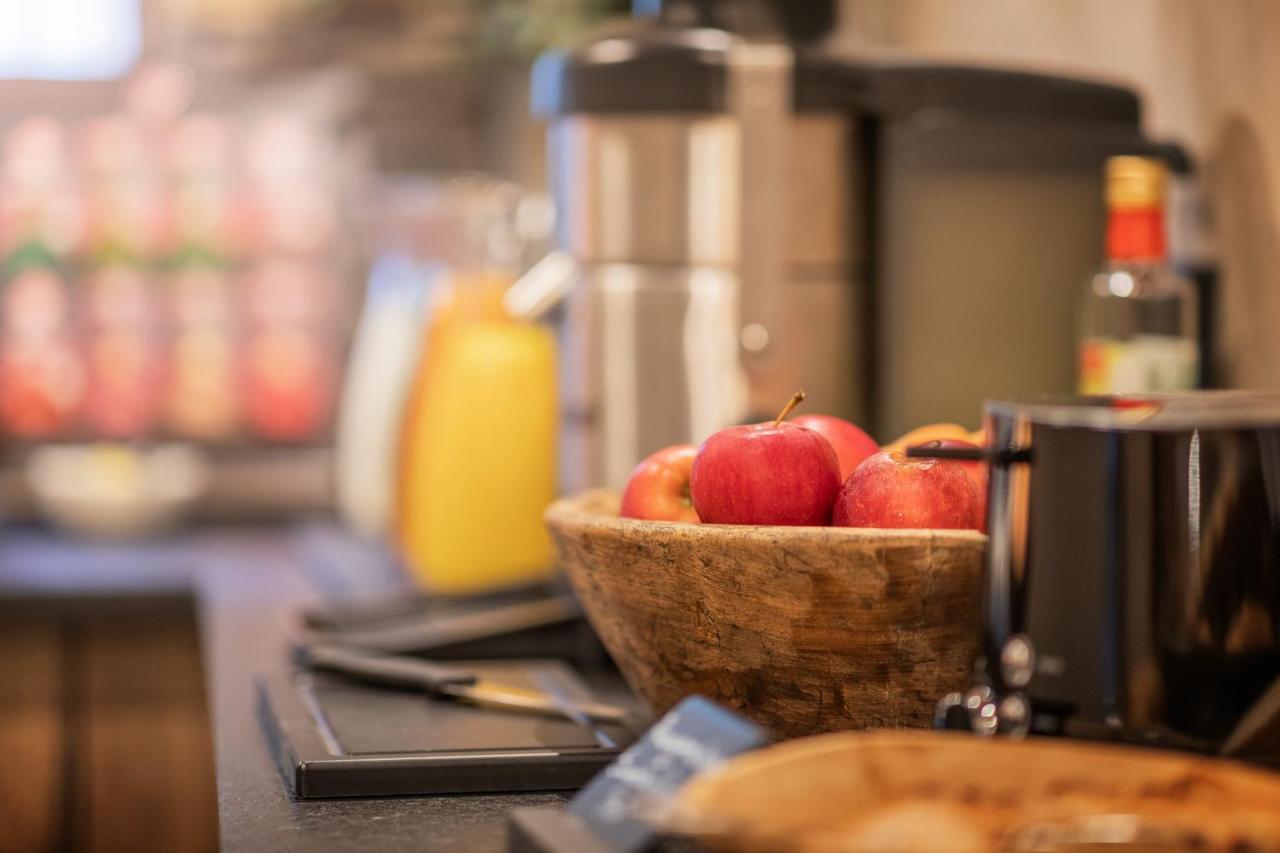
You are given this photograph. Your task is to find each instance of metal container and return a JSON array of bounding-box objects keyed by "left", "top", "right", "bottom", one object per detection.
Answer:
[
  {"left": 547, "top": 111, "right": 855, "bottom": 491},
  {"left": 942, "top": 392, "right": 1280, "bottom": 759}
]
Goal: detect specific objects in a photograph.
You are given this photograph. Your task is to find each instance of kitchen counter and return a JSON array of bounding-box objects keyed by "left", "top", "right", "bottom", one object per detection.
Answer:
[{"left": 0, "top": 525, "right": 576, "bottom": 853}]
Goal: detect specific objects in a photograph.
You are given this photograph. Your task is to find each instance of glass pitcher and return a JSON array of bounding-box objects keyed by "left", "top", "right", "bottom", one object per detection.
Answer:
[{"left": 395, "top": 179, "right": 558, "bottom": 594}]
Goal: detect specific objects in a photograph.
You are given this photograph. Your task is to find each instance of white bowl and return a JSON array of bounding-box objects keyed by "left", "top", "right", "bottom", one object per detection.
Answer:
[{"left": 26, "top": 444, "right": 210, "bottom": 539}]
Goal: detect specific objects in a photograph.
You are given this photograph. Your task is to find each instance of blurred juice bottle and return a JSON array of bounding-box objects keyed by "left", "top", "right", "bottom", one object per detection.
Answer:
[{"left": 396, "top": 271, "right": 558, "bottom": 594}]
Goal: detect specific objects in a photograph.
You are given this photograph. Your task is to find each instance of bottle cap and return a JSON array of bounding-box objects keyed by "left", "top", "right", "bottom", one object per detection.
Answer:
[{"left": 1106, "top": 156, "right": 1166, "bottom": 209}]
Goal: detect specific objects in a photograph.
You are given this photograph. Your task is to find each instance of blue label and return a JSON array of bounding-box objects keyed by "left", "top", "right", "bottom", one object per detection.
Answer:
[{"left": 569, "top": 696, "right": 769, "bottom": 852}]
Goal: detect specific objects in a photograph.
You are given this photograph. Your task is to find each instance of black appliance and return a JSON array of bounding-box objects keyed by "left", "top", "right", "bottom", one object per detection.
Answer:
[{"left": 936, "top": 392, "right": 1280, "bottom": 761}]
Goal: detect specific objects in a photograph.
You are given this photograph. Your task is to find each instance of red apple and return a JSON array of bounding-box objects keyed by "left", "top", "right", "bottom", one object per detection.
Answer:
[
  {"left": 832, "top": 449, "right": 980, "bottom": 530},
  {"left": 691, "top": 392, "right": 842, "bottom": 526},
  {"left": 791, "top": 414, "right": 879, "bottom": 481},
  {"left": 916, "top": 439, "right": 988, "bottom": 531},
  {"left": 620, "top": 444, "right": 700, "bottom": 523}
]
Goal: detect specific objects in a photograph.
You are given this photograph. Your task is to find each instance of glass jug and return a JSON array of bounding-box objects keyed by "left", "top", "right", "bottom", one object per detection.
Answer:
[{"left": 395, "top": 180, "right": 558, "bottom": 594}]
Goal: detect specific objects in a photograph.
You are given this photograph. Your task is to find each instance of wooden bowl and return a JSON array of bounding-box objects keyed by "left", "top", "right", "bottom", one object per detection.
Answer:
[
  {"left": 544, "top": 491, "right": 986, "bottom": 738},
  {"left": 670, "top": 731, "right": 1280, "bottom": 851}
]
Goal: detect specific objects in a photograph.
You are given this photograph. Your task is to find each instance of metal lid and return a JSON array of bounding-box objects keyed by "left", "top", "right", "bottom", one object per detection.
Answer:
[
  {"left": 532, "top": 20, "right": 736, "bottom": 116},
  {"left": 985, "top": 392, "right": 1280, "bottom": 432}
]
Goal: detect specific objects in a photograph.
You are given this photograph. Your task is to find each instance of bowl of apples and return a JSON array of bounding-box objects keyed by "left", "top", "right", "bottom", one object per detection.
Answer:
[{"left": 545, "top": 392, "right": 989, "bottom": 739}]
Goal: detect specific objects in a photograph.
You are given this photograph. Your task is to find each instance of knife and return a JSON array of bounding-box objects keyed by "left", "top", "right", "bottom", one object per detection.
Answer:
[{"left": 293, "top": 643, "right": 629, "bottom": 725}]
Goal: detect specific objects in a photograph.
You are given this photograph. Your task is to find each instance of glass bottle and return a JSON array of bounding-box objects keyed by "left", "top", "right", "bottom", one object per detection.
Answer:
[{"left": 1079, "top": 156, "right": 1199, "bottom": 394}]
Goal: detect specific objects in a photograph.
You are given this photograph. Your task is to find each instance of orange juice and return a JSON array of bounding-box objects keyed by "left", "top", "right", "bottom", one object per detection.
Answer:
[{"left": 396, "top": 272, "right": 557, "bottom": 593}]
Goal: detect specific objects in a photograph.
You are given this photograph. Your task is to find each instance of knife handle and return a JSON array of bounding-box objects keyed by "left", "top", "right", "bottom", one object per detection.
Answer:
[{"left": 295, "top": 643, "right": 477, "bottom": 693}]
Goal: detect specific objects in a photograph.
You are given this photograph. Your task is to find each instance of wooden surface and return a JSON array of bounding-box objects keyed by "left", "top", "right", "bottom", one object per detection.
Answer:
[
  {"left": 673, "top": 730, "right": 1280, "bottom": 851},
  {"left": 546, "top": 491, "right": 987, "bottom": 738},
  {"left": 0, "top": 620, "right": 65, "bottom": 853},
  {"left": 0, "top": 604, "right": 218, "bottom": 853},
  {"left": 0, "top": 528, "right": 579, "bottom": 853}
]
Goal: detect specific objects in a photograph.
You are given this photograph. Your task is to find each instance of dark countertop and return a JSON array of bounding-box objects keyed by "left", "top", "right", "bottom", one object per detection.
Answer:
[{"left": 0, "top": 525, "right": 579, "bottom": 853}]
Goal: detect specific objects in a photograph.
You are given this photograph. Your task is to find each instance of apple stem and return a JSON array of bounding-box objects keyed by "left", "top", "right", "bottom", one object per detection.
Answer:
[{"left": 773, "top": 390, "right": 806, "bottom": 427}]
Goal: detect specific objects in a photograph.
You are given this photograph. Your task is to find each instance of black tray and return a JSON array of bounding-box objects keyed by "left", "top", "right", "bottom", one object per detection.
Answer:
[{"left": 258, "top": 659, "right": 636, "bottom": 799}]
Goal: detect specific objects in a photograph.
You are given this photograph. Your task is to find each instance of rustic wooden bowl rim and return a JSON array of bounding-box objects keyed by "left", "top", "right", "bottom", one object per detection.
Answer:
[
  {"left": 684, "top": 729, "right": 1280, "bottom": 786},
  {"left": 671, "top": 729, "right": 1280, "bottom": 844},
  {"left": 546, "top": 490, "right": 988, "bottom": 546}
]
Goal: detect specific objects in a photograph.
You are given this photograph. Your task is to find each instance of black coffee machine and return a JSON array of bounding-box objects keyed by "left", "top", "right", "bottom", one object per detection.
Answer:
[{"left": 533, "top": 0, "right": 1155, "bottom": 493}]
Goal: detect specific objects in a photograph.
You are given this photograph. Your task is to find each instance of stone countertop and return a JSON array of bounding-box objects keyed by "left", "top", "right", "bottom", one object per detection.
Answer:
[{"left": 0, "top": 525, "right": 579, "bottom": 853}]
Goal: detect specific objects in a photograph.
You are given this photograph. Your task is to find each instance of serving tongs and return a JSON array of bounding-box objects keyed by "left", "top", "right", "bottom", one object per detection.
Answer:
[{"left": 292, "top": 641, "right": 629, "bottom": 724}]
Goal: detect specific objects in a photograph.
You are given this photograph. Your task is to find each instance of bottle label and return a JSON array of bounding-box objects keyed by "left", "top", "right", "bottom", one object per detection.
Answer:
[
  {"left": 1079, "top": 336, "right": 1198, "bottom": 395},
  {"left": 1079, "top": 339, "right": 1116, "bottom": 395}
]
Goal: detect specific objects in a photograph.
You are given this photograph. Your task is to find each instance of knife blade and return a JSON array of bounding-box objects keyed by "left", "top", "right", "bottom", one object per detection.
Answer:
[
  {"left": 448, "top": 680, "right": 629, "bottom": 726},
  {"left": 293, "top": 642, "right": 628, "bottom": 725}
]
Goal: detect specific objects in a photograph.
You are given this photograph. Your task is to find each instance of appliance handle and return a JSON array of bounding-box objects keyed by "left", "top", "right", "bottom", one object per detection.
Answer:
[
  {"left": 905, "top": 444, "right": 1032, "bottom": 465},
  {"left": 983, "top": 423, "right": 1033, "bottom": 695},
  {"left": 502, "top": 250, "right": 577, "bottom": 321},
  {"left": 910, "top": 433, "right": 1033, "bottom": 697}
]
